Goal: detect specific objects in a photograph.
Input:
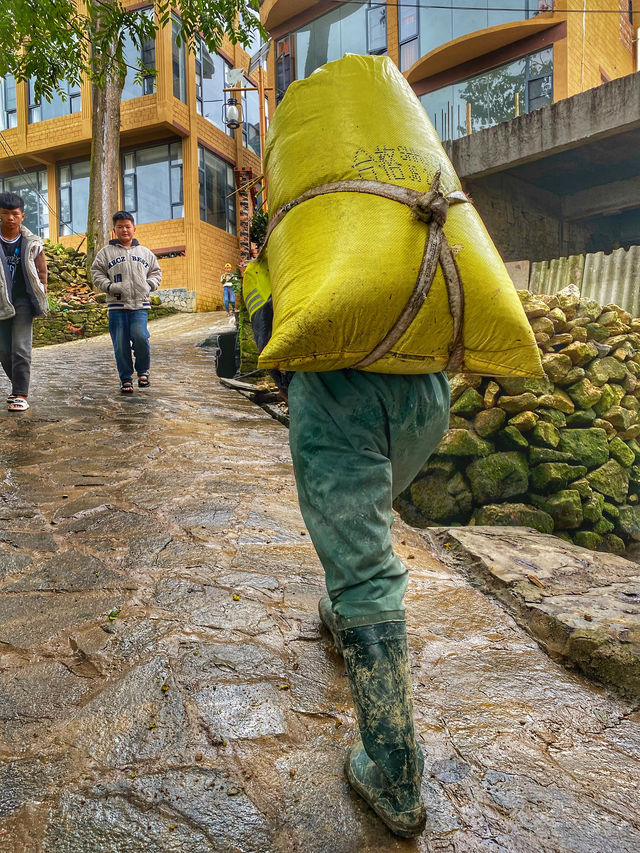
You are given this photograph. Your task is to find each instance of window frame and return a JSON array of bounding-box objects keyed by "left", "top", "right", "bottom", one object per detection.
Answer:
[
  {"left": 0, "top": 169, "right": 49, "bottom": 237},
  {"left": 241, "top": 76, "right": 261, "bottom": 157},
  {"left": 276, "top": 1, "right": 388, "bottom": 102},
  {"left": 366, "top": 3, "right": 387, "bottom": 55},
  {"left": 197, "top": 145, "right": 237, "bottom": 235},
  {"left": 398, "top": 1, "right": 419, "bottom": 72},
  {"left": 58, "top": 159, "right": 91, "bottom": 236},
  {"left": 398, "top": 0, "right": 552, "bottom": 72},
  {"left": 195, "top": 36, "right": 233, "bottom": 134},
  {"left": 275, "top": 35, "right": 294, "bottom": 104},
  {"left": 121, "top": 141, "right": 184, "bottom": 224},
  {"left": 0, "top": 75, "right": 17, "bottom": 130},
  {"left": 121, "top": 9, "right": 157, "bottom": 101},
  {"left": 171, "top": 13, "right": 187, "bottom": 103},
  {"left": 420, "top": 46, "right": 553, "bottom": 142},
  {"left": 28, "top": 79, "right": 81, "bottom": 124}
]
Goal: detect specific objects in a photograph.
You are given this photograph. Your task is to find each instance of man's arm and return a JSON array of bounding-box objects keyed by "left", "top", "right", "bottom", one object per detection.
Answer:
[
  {"left": 90, "top": 249, "right": 111, "bottom": 292},
  {"left": 34, "top": 249, "right": 48, "bottom": 292},
  {"left": 147, "top": 251, "right": 161, "bottom": 292}
]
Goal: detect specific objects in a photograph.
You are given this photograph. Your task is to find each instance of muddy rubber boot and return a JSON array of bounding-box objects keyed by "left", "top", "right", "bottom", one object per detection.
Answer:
[
  {"left": 318, "top": 596, "right": 343, "bottom": 653},
  {"left": 340, "top": 620, "right": 426, "bottom": 838}
]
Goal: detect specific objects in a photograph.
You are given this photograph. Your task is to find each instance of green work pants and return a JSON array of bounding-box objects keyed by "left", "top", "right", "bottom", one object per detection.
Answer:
[{"left": 288, "top": 369, "right": 450, "bottom": 626}]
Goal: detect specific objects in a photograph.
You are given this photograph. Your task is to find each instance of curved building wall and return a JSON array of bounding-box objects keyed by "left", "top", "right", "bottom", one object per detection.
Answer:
[{"left": 397, "top": 0, "right": 551, "bottom": 71}]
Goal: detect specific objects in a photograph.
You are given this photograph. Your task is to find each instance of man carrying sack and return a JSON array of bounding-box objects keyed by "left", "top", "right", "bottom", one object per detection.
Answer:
[{"left": 245, "top": 54, "right": 540, "bottom": 837}]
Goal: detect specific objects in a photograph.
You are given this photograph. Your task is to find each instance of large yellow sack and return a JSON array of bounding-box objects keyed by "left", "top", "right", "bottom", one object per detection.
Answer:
[{"left": 250, "top": 53, "right": 542, "bottom": 377}]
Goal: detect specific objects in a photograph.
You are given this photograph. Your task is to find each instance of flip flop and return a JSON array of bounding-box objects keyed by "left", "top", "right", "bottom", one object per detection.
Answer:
[{"left": 8, "top": 397, "right": 29, "bottom": 411}]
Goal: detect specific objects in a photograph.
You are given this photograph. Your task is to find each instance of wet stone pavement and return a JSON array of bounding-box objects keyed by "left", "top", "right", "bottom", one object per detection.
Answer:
[{"left": 0, "top": 312, "right": 639, "bottom": 853}]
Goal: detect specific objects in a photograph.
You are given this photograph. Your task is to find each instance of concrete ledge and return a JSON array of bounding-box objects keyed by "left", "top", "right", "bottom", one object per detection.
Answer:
[
  {"left": 448, "top": 72, "right": 640, "bottom": 180},
  {"left": 427, "top": 526, "right": 640, "bottom": 699}
]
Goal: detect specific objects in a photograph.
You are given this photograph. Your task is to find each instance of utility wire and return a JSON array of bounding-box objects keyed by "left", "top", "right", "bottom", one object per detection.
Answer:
[{"left": 331, "top": 0, "right": 635, "bottom": 13}]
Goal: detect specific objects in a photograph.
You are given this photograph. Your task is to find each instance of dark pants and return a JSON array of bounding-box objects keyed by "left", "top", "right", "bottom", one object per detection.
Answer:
[
  {"left": 0, "top": 298, "right": 34, "bottom": 397},
  {"left": 288, "top": 369, "right": 450, "bottom": 626},
  {"left": 108, "top": 309, "right": 150, "bottom": 382}
]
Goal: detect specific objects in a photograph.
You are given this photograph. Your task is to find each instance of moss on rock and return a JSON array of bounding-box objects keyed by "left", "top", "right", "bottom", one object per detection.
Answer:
[
  {"left": 466, "top": 452, "right": 529, "bottom": 504},
  {"left": 473, "top": 502, "right": 554, "bottom": 534}
]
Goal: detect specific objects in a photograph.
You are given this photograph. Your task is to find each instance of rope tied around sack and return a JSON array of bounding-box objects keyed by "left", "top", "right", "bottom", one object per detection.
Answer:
[
  {"left": 264, "top": 171, "right": 468, "bottom": 371},
  {"left": 409, "top": 178, "right": 450, "bottom": 228}
]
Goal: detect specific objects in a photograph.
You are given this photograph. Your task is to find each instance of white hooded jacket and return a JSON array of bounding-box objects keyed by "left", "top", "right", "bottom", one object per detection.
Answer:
[{"left": 91, "top": 239, "right": 161, "bottom": 310}]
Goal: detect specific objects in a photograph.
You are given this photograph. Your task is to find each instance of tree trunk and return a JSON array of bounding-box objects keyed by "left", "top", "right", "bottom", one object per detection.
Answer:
[
  {"left": 86, "top": 0, "right": 123, "bottom": 272},
  {"left": 86, "top": 75, "right": 122, "bottom": 270}
]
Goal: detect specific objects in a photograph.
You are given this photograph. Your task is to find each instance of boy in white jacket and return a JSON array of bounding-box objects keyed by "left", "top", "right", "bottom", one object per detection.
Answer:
[{"left": 91, "top": 211, "right": 161, "bottom": 393}]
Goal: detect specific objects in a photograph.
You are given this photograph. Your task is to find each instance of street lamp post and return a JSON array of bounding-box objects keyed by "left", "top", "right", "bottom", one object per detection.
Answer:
[{"left": 223, "top": 75, "right": 272, "bottom": 268}]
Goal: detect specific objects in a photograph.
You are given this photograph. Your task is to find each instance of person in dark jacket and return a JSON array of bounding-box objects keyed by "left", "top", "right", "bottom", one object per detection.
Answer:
[{"left": 0, "top": 192, "right": 48, "bottom": 412}]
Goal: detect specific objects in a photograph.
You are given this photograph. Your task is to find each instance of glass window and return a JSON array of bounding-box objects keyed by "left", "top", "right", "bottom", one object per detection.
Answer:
[
  {"left": 245, "top": 6, "right": 263, "bottom": 58},
  {"left": 275, "top": 2, "right": 386, "bottom": 100},
  {"left": 28, "top": 79, "right": 81, "bottom": 123},
  {"left": 421, "top": 47, "right": 553, "bottom": 142},
  {"left": 122, "top": 15, "right": 156, "bottom": 101},
  {"left": 195, "top": 37, "right": 232, "bottom": 134},
  {"left": 0, "top": 170, "right": 49, "bottom": 237},
  {"left": 398, "top": 1, "right": 418, "bottom": 70},
  {"left": 296, "top": 4, "right": 367, "bottom": 80},
  {"left": 242, "top": 80, "right": 261, "bottom": 157},
  {"left": 399, "top": 40, "right": 419, "bottom": 72},
  {"left": 198, "top": 146, "right": 236, "bottom": 234},
  {"left": 275, "top": 36, "right": 293, "bottom": 104},
  {"left": 418, "top": 0, "right": 453, "bottom": 59},
  {"left": 0, "top": 75, "right": 17, "bottom": 130},
  {"left": 399, "top": 3, "right": 418, "bottom": 41},
  {"left": 527, "top": 47, "right": 554, "bottom": 110},
  {"left": 58, "top": 160, "right": 90, "bottom": 236},
  {"left": 488, "top": 0, "right": 530, "bottom": 28},
  {"left": 121, "top": 141, "right": 183, "bottom": 224},
  {"left": 367, "top": 4, "right": 387, "bottom": 54},
  {"left": 399, "top": 0, "right": 548, "bottom": 67},
  {"left": 171, "top": 15, "right": 187, "bottom": 103}
]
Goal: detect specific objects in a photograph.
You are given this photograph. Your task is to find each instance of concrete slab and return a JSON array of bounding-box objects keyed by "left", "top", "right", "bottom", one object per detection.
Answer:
[{"left": 428, "top": 526, "right": 640, "bottom": 698}]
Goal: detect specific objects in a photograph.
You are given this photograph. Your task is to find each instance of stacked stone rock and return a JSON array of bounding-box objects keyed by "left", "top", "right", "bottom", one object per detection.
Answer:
[
  {"left": 156, "top": 287, "right": 196, "bottom": 312},
  {"left": 33, "top": 242, "right": 175, "bottom": 346},
  {"left": 44, "top": 241, "right": 96, "bottom": 305},
  {"left": 402, "top": 285, "right": 640, "bottom": 554}
]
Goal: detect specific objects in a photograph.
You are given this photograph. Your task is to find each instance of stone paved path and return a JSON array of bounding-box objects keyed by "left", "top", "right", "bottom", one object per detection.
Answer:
[{"left": 0, "top": 313, "right": 639, "bottom": 853}]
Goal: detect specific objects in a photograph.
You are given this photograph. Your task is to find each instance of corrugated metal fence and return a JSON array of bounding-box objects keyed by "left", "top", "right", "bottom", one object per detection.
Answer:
[{"left": 529, "top": 246, "right": 640, "bottom": 316}]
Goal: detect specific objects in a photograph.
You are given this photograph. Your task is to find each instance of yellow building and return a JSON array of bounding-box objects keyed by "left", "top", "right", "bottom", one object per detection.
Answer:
[
  {"left": 261, "top": 0, "right": 639, "bottom": 141},
  {"left": 0, "top": 9, "right": 268, "bottom": 311}
]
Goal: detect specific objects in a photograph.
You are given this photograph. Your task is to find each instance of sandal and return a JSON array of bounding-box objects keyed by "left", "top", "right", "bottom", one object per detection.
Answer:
[
  {"left": 8, "top": 397, "right": 29, "bottom": 411},
  {"left": 138, "top": 373, "right": 150, "bottom": 388},
  {"left": 120, "top": 380, "right": 134, "bottom": 394}
]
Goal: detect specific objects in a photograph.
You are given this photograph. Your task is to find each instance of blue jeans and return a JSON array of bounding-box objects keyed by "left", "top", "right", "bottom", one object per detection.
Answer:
[
  {"left": 223, "top": 286, "right": 235, "bottom": 313},
  {"left": 108, "top": 309, "right": 150, "bottom": 382}
]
